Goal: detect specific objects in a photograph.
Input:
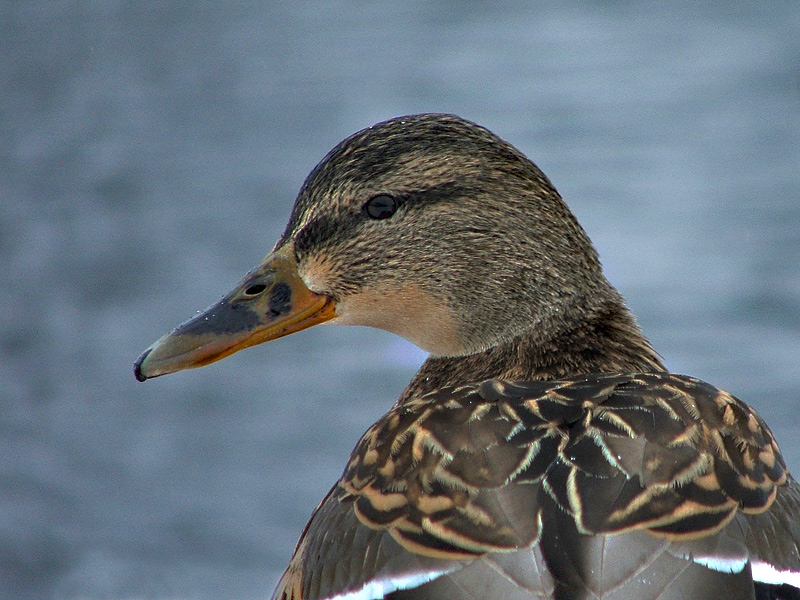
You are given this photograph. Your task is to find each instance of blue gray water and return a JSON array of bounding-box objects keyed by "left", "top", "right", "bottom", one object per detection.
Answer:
[{"left": 2, "top": 3, "right": 799, "bottom": 599}]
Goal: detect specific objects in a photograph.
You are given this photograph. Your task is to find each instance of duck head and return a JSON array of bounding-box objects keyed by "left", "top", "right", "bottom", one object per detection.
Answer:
[{"left": 135, "top": 114, "right": 624, "bottom": 381}]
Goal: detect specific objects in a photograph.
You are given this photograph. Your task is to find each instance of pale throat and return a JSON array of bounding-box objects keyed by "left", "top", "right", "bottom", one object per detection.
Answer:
[
  {"left": 299, "top": 258, "right": 464, "bottom": 355},
  {"left": 331, "top": 284, "right": 466, "bottom": 356}
]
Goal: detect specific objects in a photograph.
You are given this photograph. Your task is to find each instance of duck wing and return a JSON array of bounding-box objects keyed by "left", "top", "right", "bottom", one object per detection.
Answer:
[{"left": 271, "top": 373, "right": 800, "bottom": 600}]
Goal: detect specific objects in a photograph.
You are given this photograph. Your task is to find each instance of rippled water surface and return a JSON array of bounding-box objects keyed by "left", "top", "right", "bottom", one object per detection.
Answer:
[{"left": 2, "top": 3, "right": 799, "bottom": 599}]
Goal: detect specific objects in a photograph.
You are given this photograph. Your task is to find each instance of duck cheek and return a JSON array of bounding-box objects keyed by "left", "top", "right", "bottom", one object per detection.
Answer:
[{"left": 331, "top": 286, "right": 467, "bottom": 357}]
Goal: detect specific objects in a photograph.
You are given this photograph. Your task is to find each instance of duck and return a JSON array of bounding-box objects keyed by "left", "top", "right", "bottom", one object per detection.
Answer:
[{"left": 134, "top": 114, "right": 800, "bottom": 600}]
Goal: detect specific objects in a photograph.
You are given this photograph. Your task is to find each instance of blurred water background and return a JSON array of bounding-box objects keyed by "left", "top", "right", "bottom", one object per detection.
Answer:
[{"left": 2, "top": 2, "right": 799, "bottom": 599}]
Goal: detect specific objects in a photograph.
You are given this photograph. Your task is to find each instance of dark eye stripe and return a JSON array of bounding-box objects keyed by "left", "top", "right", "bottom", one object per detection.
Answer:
[{"left": 364, "top": 195, "right": 398, "bottom": 219}]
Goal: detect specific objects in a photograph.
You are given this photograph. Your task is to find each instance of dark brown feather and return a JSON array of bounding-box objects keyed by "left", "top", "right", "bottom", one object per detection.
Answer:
[{"left": 271, "top": 373, "right": 800, "bottom": 599}]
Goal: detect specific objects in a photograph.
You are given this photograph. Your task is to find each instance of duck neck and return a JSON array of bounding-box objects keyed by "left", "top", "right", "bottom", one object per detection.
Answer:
[{"left": 397, "top": 294, "right": 665, "bottom": 405}]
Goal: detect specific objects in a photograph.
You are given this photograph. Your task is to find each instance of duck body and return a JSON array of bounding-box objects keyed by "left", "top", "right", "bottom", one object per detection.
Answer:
[
  {"left": 276, "top": 373, "right": 800, "bottom": 600},
  {"left": 134, "top": 114, "right": 800, "bottom": 599}
]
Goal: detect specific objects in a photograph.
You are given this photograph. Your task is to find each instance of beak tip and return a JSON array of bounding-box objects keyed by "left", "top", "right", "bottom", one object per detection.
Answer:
[{"left": 133, "top": 348, "right": 152, "bottom": 382}]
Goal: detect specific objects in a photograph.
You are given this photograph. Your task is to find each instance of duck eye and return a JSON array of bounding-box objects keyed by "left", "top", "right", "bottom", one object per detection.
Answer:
[{"left": 364, "top": 195, "right": 398, "bottom": 220}]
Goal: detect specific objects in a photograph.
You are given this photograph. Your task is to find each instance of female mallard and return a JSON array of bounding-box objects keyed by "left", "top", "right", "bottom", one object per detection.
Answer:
[{"left": 134, "top": 114, "right": 800, "bottom": 600}]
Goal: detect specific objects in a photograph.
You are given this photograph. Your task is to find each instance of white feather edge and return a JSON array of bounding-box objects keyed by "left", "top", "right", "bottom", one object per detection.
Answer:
[
  {"left": 318, "top": 554, "right": 799, "bottom": 598},
  {"left": 691, "top": 555, "right": 749, "bottom": 574},
  {"left": 692, "top": 554, "right": 800, "bottom": 588},
  {"left": 751, "top": 560, "right": 800, "bottom": 588},
  {"left": 322, "top": 567, "right": 457, "bottom": 600}
]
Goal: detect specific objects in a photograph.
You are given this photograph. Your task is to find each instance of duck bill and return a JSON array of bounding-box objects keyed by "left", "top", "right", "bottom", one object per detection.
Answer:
[{"left": 134, "top": 246, "right": 336, "bottom": 381}]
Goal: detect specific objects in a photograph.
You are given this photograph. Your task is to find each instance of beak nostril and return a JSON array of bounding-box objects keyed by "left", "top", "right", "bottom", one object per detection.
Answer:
[{"left": 244, "top": 284, "right": 268, "bottom": 296}]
